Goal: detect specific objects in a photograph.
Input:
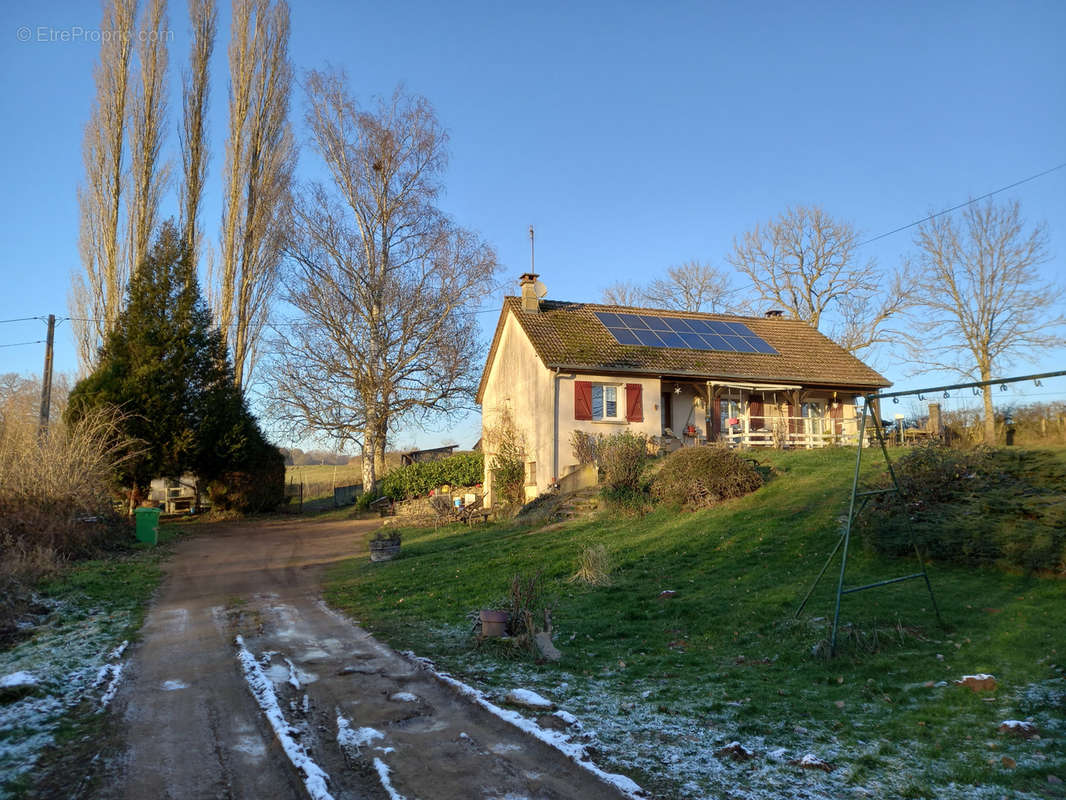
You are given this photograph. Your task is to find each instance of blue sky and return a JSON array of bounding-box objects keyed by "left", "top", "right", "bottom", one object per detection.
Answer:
[{"left": 2, "top": 1, "right": 1064, "bottom": 451}]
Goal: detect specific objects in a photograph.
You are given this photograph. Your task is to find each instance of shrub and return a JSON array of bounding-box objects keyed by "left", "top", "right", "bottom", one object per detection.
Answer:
[
  {"left": 1, "top": 401, "right": 136, "bottom": 639},
  {"left": 651, "top": 446, "right": 763, "bottom": 510},
  {"left": 484, "top": 409, "right": 526, "bottom": 508},
  {"left": 597, "top": 431, "right": 648, "bottom": 492},
  {"left": 490, "top": 444, "right": 525, "bottom": 508},
  {"left": 861, "top": 443, "right": 1066, "bottom": 572},
  {"left": 570, "top": 430, "right": 598, "bottom": 465},
  {"left": 379, "top": 452, "right": 484, "bottom": 501}
]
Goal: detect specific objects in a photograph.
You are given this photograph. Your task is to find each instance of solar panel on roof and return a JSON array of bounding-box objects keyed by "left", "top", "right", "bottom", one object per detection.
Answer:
[{"left": 594, "top": 311, "right": 778, "bottom": 355}]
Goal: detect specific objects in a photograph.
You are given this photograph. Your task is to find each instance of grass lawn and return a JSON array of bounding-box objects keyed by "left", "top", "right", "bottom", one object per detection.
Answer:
[{"left": 324, "top": 447, "right": 1066, "bottom": 800}]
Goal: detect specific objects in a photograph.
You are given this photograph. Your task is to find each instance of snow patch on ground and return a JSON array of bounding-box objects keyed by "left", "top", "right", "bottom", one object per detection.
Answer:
[
  {"left": 504, "top": 688, "right": 553, "bottom": 709},
  {"left": 234, "top": 635, "right": 333, "bottom": 800},
  {"left": 389, "top": 691, "right": 418, "bottom": 702},
  {"left": 336, "top": 713, "right": 385, "bottom": 752},
  {"left": 403, "top": 652, "right": 645, "bottom": 799},
  {"left": 94, "top": 661, "right": 125, "bottom": 708},
  {"left": 0, "top": 604, "right": 132, "bottom": 787},
  {"left": 0, "top": 671, "right": 39, "bottom": 688},
  {"left": 372, "top": 757, "right": 407, "bottom": 800},
  {"left": 552, "top": 709, "right": 579, "bottom": 726},
  {"left": 160, "top": 679, "right": 188, "bottom": 691}
]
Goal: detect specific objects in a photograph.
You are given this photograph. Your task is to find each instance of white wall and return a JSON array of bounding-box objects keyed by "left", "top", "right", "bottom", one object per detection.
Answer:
[{"left": 480, "top": 311, "right": 663, "bottom": 505}]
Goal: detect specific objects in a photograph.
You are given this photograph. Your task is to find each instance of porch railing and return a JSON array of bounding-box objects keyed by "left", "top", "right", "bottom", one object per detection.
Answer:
[{"left": 714, "top": 415, "right": 865, "bottom": 448}]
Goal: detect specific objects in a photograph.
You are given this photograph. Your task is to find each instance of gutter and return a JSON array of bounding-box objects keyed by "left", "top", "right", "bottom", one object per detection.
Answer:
[
  {"left": 545, "top": 362, "right": 890, "bottom": 390},
  {"left": 553, "top": 368, "right": 574, "bottom": 484}
]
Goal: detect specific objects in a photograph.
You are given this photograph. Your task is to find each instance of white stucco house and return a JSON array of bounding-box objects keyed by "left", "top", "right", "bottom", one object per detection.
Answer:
[{"left": 476, "top": 274, "right": 891, "bottom": 507}]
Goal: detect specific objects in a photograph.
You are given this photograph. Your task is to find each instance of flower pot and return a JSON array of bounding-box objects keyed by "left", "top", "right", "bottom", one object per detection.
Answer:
[
  {"left": 479, "top": 609, "right": 509, "bottom": 638},
  {"left": 369, "top": 539, "right": 401, "bottom": 562}
]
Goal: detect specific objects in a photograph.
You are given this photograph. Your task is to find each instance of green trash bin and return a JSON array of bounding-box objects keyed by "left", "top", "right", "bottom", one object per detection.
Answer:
[{"left": 134, "top": 506, "right": 162, "bottom": 545}]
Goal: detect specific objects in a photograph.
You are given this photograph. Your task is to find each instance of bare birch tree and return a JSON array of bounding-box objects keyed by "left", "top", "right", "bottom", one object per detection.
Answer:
[
  {"left": 127, "top": 0, "right": 171, "bottom": 279},
  {"left": 908, "top": 200, "right": 1063, "bottom": 443},
  {"left": 70, "top": 0, "right": 137, "bottom": 369},
  {"left": 269, "top": 73, "right": 499, "bottom": 492},
  {"left": 601, "top": 281, "right": 645, "bottom": 306},
  {"left": 218, "top": 0, "right": 295, "bottom": 390},
  {"left": 644, "top": 260, "right": 735, "bottom": 313},
  {"left": 179, "top": 0, "right": 216, "bottom": 261},
  {"left": 727, "top": 205, "right": 910, "bottom": 354}
]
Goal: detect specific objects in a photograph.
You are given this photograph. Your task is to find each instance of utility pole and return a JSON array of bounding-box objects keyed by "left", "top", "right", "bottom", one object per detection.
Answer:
[{"left": 39, "top": 314, "right": 56, "bottom": 431}]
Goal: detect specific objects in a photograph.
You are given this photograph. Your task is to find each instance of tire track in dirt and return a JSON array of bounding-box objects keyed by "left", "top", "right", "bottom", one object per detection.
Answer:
[{"left": 99, "top": 518, "right": 637, "bottom": 800}]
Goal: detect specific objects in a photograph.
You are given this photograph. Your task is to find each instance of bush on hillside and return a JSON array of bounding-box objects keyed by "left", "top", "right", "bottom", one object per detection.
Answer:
[
  {"left": 597, "top": 431, "right": 649, "bottom": 492},
  {"left": 570, "top": 430, "right": 598, "bottom": 465},
  {"left": 651, "top": 446, "right": 763, "bottom": 510},
  {"left": 861, "top": 443, "right": 1066, "bottom": 573},
  {"left": 379, "top": 452, "right": 484, "bottom": 501}
]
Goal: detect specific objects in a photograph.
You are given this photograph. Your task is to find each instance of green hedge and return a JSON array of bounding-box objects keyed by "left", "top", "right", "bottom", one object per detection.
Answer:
[
  {"left": 861, "top": 444, "right": 1066, "bottom": 572},
  {"left": 379, "top": 452, "right": 484, "bottom": 501}
]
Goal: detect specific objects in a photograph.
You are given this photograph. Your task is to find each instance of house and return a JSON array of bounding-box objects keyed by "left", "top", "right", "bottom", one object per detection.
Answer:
[{"left": 476, "top": 273, "right": 890, "bottom": 506}]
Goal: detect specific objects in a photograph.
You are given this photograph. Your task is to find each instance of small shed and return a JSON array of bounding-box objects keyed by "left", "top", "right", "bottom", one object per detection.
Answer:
[
  {"left": 398, "top": 445, "right": 459, "bottom": 466},
  {"left": 148, "top": 473, "right": 199, "bottom": 513}
]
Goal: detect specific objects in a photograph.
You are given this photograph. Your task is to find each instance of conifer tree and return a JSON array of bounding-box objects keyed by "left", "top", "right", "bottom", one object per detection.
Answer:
[{"left": 68, "top": 220, "right": 283, "bottom": 512}]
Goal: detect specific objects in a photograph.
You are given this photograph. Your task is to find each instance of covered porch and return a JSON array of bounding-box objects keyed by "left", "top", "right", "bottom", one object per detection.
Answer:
[{"left": 658, "top": 378, "right": 865, "bottom": 449}]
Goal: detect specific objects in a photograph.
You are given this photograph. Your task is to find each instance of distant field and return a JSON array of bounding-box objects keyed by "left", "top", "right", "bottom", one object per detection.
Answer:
[{"left": 286, "top": 455, "right": 406, "bottom": 500}]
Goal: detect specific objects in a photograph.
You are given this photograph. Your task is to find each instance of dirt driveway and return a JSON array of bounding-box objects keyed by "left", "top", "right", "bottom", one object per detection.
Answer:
[{"left": 99, "top": 517, "right": 633, "bottom": 800}]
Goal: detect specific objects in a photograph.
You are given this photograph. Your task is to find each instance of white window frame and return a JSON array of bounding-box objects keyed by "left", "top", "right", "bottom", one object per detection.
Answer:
[
  {"left": 590, "top": 383, "right": 623, "bottom": 422},
  {"left": 802, "top": 400, "right": 826, "bottom": 437}
]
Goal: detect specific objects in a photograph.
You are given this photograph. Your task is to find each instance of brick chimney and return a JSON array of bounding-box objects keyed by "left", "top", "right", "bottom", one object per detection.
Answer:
[{"left": 519, "top": 272, "right": 541, "bottom": 312}]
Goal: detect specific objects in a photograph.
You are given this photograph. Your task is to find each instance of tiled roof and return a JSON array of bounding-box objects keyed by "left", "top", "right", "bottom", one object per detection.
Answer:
[{"left": 476, "top": 297, "right": 890, "bottom": 402}]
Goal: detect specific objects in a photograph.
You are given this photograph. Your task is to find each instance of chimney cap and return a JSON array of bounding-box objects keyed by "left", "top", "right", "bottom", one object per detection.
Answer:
[
  {"left": 764, "top": 309, "right": 785, "bottom": 318},
  {"left": 519, "top": 272, "right": 539, "bottom": 284}
]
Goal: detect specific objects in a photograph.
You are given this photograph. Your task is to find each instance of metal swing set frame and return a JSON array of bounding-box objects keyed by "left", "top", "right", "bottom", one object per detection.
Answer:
[{"left": 795, "top": 368, "right": 1066, "bottom": 656}]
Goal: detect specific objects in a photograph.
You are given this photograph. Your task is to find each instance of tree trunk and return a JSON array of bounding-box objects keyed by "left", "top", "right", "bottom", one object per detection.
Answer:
[
  {"left": 361, "top": 428, "right": 377, "bottom": 496},
  {"left": 981, "top": 381, "right": 996, "bottom": 445}
]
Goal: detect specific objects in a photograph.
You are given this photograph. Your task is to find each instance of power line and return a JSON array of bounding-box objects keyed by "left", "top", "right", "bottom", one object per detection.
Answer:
[
  {"left": 0, "top": 316, "right": 47, "bottom": 324},
  {"left": 0, "top": 339, "right": 45, "bottom": 349},
  {"left": 857, "top": 160, "right": 1066, "bottom": 248}
]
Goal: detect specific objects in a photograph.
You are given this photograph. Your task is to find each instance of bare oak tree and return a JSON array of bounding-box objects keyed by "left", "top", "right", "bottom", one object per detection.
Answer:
[
  {"left": 127, "top": 0, "right": 171, "bottom": 279},
  {"left": 179, "top": 0, "right": 216, "bottom": 261},
  {"left": 218, "top": 0, "right": 295, "bottom": 390},
  {"left": 269, "top": 73, "right": 499, "bottom": 492},
  {"left": 70, "top": 0, "right": 137, "bottom": 369},
  {"left": 908, "top": 200, "right": 1064, "bottom": 443},
  {"left": 644, "top": 260, "right": 735, "bottom": 313},
  {"left": 727, "top": 205, "right": 910, "bottom": 354}
]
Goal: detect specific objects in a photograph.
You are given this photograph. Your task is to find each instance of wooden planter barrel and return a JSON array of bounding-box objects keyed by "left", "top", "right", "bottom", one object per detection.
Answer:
[
  {"left": 479, "top": 609, "right": 509, "bottom": 637},
  {"left": 369, "top": 539, "right": 401, "bottom": 562}
]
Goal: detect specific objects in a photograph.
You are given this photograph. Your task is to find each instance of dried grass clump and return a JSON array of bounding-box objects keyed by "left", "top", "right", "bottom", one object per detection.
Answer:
[
  {"left": 651, "top": 446, "right": 763, "bottom": 510},
  {"left": 0, "top": 397, "right": 138, "bottom": 633},
  {"left": 568, "top": 543, "right": 611, "bottom": 586}
]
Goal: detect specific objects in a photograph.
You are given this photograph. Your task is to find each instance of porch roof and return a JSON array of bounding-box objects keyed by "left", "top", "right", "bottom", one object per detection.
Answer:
[{"left": 477, "top": 297, "right": 890, "bottom": 402}]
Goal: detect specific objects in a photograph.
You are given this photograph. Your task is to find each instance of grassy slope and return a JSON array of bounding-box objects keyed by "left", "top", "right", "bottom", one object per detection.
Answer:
[{"left": 324, "top": 448, "right": 1065, "bottom": 800}]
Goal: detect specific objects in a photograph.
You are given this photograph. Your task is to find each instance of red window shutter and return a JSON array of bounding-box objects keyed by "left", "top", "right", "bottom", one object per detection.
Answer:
[
  {"left": 574, "top": 381, "right": 593, "bottom": 420},
  {"left": 625, "top": 384, "right": 643, "bottom": 422}
]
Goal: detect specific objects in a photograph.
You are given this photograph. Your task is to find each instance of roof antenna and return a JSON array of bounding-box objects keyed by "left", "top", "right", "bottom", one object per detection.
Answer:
[{"left": 529, "top": 224, "right": 535, "bottom": 274}]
